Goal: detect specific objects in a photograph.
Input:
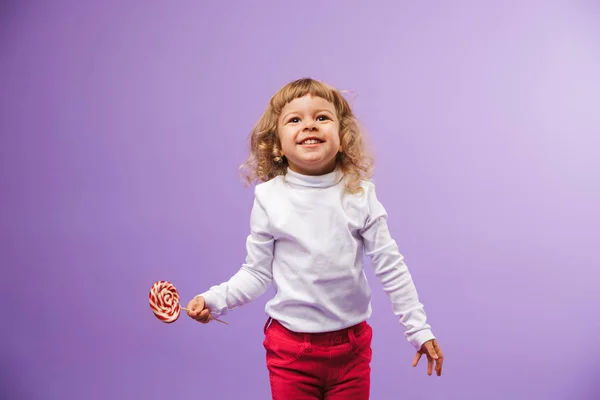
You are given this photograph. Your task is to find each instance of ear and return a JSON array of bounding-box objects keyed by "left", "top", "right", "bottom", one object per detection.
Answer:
[{"left": 274, "top": 141, "right": 285, "bottom": 159}]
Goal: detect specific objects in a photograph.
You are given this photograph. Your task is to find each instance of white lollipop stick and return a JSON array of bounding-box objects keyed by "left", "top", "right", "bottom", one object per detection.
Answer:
[{"left": 181, "top": 307, "right": 229, "bottom": 325}]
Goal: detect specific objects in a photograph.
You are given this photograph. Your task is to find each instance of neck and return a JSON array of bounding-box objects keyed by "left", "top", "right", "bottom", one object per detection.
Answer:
[{"left": 284, "top": 166, "right": 343, "bottom": 188}]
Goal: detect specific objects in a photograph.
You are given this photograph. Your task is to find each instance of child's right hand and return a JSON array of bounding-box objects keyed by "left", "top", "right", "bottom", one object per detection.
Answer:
[{"left": 186, "top": 296, "right": 212, "bottom": 323}]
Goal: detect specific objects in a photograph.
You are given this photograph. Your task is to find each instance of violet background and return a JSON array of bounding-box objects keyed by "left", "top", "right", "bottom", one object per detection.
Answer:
[{"left": 1, "top": 1, "right": 599, "bottom": 399}]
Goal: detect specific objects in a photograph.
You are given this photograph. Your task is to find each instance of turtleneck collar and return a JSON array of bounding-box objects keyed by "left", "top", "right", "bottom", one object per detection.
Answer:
[{"left": 284, "top": 166, "right": 343, "bottom": 188}]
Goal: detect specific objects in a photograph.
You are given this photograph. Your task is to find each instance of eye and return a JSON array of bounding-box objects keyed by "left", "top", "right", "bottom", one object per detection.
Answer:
[
  {"left": 288, "top": 117, "right": 300, "bottom": 123},
  {"left": 317, "top": 115, "right": 330, "bottom": 121}
]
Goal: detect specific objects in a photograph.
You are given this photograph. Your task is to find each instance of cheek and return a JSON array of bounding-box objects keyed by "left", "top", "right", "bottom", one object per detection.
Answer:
[
  {"left": 277, "top": 129, "right": 295, "bottom": 151},
  {"left": 278, "top": 128, "right": 290, "bottom": 141},
  {"left": 330, "top": 126, "right": 342, "bottom": 143}
]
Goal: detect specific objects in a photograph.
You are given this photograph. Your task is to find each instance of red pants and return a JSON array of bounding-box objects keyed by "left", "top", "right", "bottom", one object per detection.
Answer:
[{"left": 263, "top": 317, "right": 372, "bottom": 399}]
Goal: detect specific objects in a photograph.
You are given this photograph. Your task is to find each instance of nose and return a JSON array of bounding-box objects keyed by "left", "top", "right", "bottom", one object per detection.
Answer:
[{"left": 303, "top": 120, "right": 317, "bottom": 131}]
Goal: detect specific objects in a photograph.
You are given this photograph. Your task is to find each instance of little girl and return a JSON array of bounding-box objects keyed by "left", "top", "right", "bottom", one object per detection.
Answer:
[{"left": 186, "top": 78, "right": 443, "bottom": 399}]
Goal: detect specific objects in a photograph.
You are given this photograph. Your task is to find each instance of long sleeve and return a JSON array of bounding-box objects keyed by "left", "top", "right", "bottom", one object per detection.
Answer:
[
  {"left": 197, "top": 195, "right": 274, "bottom": 318},
  {"left": 359, "top": 182, "right": 435, "bottom": 350}
]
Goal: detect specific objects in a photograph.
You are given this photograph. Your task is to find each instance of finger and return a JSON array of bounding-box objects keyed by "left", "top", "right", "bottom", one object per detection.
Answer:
[
  {"left": 196, "top": 315, "right": 209, "bottom": 323},
  {"left": 425, "top": 342, "right": 439, "bottom": 360},
  {"left": 435, "top": 352, "right": 444, "bottom": 376},
  {"left": 185, "top": 305, "right": 195, "bottom": 317},
  {"left": 433, "top": 339, "right": 442, "bottom": 354},
  {"left": 412, "top": 352, "right": 422, "bottom": 367},
  {"left": 185, "top": 302, "right": 195, "bottom": 316},
  {"left": 427, "top": 355, "right": 434, "bottom": 376},
  {"left": 432, "top": 340, "right": 443, "bottom": 376},
  {"left": 197, "top": 309, "right": 211, "bottom": 323},
  {"left": 186, "top": 300, "right": 198, "bottom": 317},
  {"left": 192, "top": 309, "right": 204, "bottom": 321}
]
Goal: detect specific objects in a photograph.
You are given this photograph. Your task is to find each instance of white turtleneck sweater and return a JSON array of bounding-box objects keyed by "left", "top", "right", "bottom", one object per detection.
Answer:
[{"left": 199, "top": 167, "right": 435, "bottom": 350}]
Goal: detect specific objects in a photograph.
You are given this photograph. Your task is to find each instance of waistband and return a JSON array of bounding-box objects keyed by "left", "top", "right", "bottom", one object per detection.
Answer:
[{"left": 263, "top": 317, "right": 369, "bottom": 347}]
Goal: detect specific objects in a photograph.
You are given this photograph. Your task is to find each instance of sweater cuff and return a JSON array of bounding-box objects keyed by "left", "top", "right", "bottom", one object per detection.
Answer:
[{"left": 408, "top": 329, "right": 436, "bottom": 350}]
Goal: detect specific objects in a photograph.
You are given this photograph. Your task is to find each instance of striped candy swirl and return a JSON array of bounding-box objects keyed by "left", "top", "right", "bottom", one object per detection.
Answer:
[{"left": 149, "top": 280, "right": 181, "bottom": 323}]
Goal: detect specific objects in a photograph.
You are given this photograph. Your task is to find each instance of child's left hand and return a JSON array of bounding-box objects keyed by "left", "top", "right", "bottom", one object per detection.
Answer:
[{"left": 412, "top": 339, "right": 444, "bottom": 376}]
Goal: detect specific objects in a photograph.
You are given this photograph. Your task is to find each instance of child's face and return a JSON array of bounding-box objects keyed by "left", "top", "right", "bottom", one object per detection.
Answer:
[{"left": 277, "top": 95, "right": 341, "bottom": 176}]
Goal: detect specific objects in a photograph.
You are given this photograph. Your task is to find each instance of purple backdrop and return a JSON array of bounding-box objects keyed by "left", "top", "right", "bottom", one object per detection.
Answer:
[{"left": 2, "top": 1, "right": 599, "bottom": 399}]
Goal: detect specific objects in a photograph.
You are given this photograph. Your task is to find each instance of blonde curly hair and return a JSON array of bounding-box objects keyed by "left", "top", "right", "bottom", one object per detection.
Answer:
[{"left": 240, "top": 78, "right": 373, "bottom": 194}]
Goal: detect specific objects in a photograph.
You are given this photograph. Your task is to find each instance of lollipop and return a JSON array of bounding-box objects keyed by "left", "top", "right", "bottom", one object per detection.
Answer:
[
  {"left": 149, "top": 280, "right": 182, "bottom": 323},
  {"left": 149, "top": 280, "right": 228, "bottom": 325}
]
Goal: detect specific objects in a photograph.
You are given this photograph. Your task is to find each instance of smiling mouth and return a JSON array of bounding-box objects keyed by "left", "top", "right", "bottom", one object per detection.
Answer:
[{"left": 298, "top": 138, "right": 324, "bottom": 145}]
